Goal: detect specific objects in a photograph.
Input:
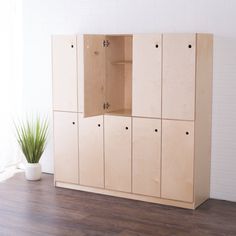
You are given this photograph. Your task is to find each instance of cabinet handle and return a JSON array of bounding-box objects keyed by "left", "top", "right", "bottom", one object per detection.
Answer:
[
  {"left": 125, "top": 127, "right": 128, "bottom": 130},
  {"left": 71, "top": 44, "right": 74, "bottom": 48},
  {"left": 188, "top": 44, "right": 192, "bottom": 48},
  {"left": 155, "top": 44, "right": 159, "bottom": 48},
  {"left": 98, "top": 124, "right": 101, "bottom": 127},
  {"left": 155, "top": 129, "right": 158, "bottom": 132},
  {"left": 186, "top": 131, "right": 189, "bottom": 135},
  {"left": 72, "top": 122, "right": 75, "bottom": 125}
]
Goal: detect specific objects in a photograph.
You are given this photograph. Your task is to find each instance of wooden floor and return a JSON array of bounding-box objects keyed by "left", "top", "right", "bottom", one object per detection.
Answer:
[{"left": 0, "top": 173, "right": 236, "bottom": 236}]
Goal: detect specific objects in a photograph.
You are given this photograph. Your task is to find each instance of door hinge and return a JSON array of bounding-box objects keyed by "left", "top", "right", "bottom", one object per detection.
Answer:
[
  {"left": 103, "top": 40, "right": 110, "bottom": 47},
  {"left": 103, "top": 102, "right": 110, "bottom": 110}
]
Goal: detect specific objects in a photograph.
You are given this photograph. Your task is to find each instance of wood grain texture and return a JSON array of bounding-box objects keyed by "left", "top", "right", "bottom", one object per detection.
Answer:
[
  {"left": 194, "top": 34, "right": 213, "bottom": 207},
  {"left": 52, "top": 35, "right": 77, "bottom": 112},
  {"left": 84, "top": 35, "right": 106, "bottom": 117},
  {"left": 53, "top": 111, "right": 79, "bottom": 184},
  {"left": 104, "top": 115, "right": 132, "bottom": 192},
  {"left": 162, "top": 33, "right": 196, "bottom": 120},
  {"left": 0, "top": 173, "right": 236, "bottom": 236},
  {"left": 132, "top": 34, "right": 162, "bottom": 118},
  {"left": 162, "top": 119, "right": 194, "bottom": 202},
  {"left": 132, "top": 117, "right": 161, "bottom": 197},
  {"left": 79, "top": 114, "right": 104, "bottom": 188}
]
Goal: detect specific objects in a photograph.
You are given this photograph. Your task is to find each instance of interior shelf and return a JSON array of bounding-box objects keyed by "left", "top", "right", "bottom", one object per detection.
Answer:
[
  {"left": 106, "top": 109, "right": 132, "bottom": 117},
  {"left": 111, "top": 60, "right": 132, "bottom": 65}
]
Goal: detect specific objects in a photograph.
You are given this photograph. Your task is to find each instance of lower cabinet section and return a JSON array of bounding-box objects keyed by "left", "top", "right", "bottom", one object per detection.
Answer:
[
  {"left": 132, "top": 118, "right": 161, "bottom": 197},
  {"left": 53, "top": 111, "right": 79, "bottom": 184},
  {"left": 53, "top": 113, "right": 207, "bottom": 209},
  {"left": 161, "top": 119, "right": 194, "bottom": 202},
  {"left": 104, "top": 115, "right": 132, "bottom": 192},
  {"left": 79, "top": 114, "right": 104, "bottom": 188}
]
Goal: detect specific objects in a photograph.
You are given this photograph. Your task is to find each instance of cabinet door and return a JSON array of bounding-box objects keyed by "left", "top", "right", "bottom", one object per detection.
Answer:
[
  {"left": 161, "top": 120, "right": 194, "bottom": 202},
  {"left": 54, "top": 112, "right": 78, "bottom": 184},
  {"left": 104, "top": 116, "right": 131, "bottom": 192},
  {"left": 79, "top": 114, "right": 104, "bottom": 188},
  {"left": 52, "top": 36, "right": 77, "bottom": 112},
  {"left": 84, "top": 35, "right": 106, "bottom": 117},
  {"left": 132, "top": 118, "right": 161, "bottom": 197},
  {"left": 162, "top": 34, "right": 196, "bottom": 120},
  {"left": 132, "top": 34, "right": 162, "bottom": 118}
]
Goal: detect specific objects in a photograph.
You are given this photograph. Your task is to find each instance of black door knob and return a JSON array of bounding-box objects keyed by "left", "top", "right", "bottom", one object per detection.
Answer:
[
  {"left": 155, "top": 129, "right": 158, "bottom": 132},
  {"left": 98, "top": 124, "right": 101, "bottom": 127},
  {"left": 125, "top": 127, "right": 128, "bottom": 130},
  {"left": 72, "top": 122, "right": 75, "bottom": 125}
]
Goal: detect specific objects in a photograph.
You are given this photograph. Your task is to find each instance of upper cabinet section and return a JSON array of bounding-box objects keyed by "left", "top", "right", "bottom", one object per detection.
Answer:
[
  {"left": 52, "top": 36, "right": 77, "bottom": 112},
  {"left": 162, "top": 34, "right": 196, "bottom": 121},
  {"left": 132, "top": 34, "right": 162, "bottom": 118}
]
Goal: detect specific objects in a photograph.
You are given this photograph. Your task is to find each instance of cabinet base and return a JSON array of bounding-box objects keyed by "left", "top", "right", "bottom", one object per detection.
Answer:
[{"left": 55, "top": 181, "right": 203, "bottom": 209}]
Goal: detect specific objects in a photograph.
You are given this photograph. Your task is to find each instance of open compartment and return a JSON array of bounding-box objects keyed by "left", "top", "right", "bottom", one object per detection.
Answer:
[{"left": 83, "top": 34, "right": 133, "bottom": 117}]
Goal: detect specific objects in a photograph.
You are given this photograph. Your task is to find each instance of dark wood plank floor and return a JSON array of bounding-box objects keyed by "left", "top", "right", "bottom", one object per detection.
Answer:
[{"left": 0, "top": 173, "right": 236, "bottom": 236}]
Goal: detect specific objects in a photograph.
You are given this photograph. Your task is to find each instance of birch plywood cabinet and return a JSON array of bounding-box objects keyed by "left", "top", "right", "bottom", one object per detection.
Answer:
[{"left": 52, "top": 33, "right": 213, "bottom": 209}]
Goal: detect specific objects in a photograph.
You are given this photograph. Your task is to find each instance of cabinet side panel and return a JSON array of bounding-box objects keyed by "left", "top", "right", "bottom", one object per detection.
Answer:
[{"left": 194, "top": 34, "right": 213, "bottom": 207}]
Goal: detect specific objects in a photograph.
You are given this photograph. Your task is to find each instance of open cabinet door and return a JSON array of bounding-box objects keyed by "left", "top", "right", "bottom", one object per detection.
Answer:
[{"left": 84, "top": 35, "right": 106, "bottom": 117}]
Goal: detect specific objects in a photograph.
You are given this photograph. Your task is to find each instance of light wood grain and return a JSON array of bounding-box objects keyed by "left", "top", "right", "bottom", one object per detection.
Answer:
[
  {"left": 104, "top": 115, "right": 132, "bottom": 192},
  {"left": 132, "top": 34, "right": 162, "bottom": 118},
  {"left": 161, "top": 119, "right": 194, "bottom": 202},
  {"left": 194, "top": 34, "right": 213, "bottom": 207},
  {"left": 77, "top": 35, "right": 84, "bottom": 113},
  {"left": 132, "top": 118, "right": 161, "bottom": 197},
  {"left": 162, "top": 33, "right": 196, "bottom": 120},
  {"left": 52, "top": 35, "right": 77, "bottom": 112},
  {"left": 105, "top": 36, "right": 125, "bottom": 112},
  {"left": 79, "top": 114, "right": 104, "bottom": 188},
  {"left": 56, "top": 181, "right": 195, "bottom": 209},
  {"left": 53, "top": 111, "right": 78, "bottom": 184},
  {"left": 84, "top": 35, "right": 106, "bottom": 117}
]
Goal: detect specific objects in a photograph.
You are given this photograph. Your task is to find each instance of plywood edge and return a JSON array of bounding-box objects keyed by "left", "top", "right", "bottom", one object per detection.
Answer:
[
  {"left": 194, "top": 34, "right": 213, "bottom": 206},
  {"left": 55, "top": 182, "right": 195, "bottom": 209}
]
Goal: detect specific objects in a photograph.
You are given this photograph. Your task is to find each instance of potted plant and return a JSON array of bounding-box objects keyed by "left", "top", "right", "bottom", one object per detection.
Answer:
[{"left": 15, "top": 117, "right": 48, "bottom": 181}]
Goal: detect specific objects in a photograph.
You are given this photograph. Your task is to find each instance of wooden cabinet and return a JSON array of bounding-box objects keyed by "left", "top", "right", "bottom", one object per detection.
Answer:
[
  {"left": 53, "top": 111, "right": 78, "bottom": 184},
  {"left": 104, "top": 115, "right": 132, "bottom": 192},
  {"left": 132, "top": 34, "right": 162, "bottom": 118},
  {"left": 79, "top": 114, "right": 104, "bottom": 188},
  {"left": 161, "top": 120, "right": 194, "bottom": 202},
  {"left": 52, "top": 33, "right": 213, "bottom": 209},
  {"left": 162, "top": 34, "right": 196, "bottom": 120},
  {"left": 132, "top": 118, "right": 161, "bottom": 197},
  {"left": 52, "top": 36, "right": 77, "bottom": 112}
]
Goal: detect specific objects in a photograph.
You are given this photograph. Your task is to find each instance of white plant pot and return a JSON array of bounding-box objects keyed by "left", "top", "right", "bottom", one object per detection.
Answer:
[{"left": 25, "top": 163, "right": 41, "bottom": 181}]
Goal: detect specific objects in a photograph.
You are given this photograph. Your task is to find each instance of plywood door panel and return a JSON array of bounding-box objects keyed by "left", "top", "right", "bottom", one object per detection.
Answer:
[
  {"left": 52, "top": 36, "right": 77, "bottom": 112},
  {"left": 84, "top": 35, "right": 106, "bottom": 117},
  {"left": 54, "top": 111, "right": 78, "bottom": 184},
  {"left": 162, "top": 34, "right": 196, "bottom": 120},
  {"left": 77, "top": 35, "right": 84, "bottom": 113},
  {"left": 132, "top": 34, "right": 162, "bottom": 118},
  {"left": 104, "top": 115, "right": 131, "bottom": 192},
  {"left": 79, "top": 114, "right": 104, "bottom": 188},
  {"left": 132, "top": 118, "right": 161, "bottom": 197},
  {"left": 161, "top": 120, "right": 194, "bottom": 202}
]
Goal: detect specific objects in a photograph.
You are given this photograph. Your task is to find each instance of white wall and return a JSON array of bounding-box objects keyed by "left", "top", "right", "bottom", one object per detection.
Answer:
[{"left": 22, "top": 0, "right": 236, "bottom": 202}]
